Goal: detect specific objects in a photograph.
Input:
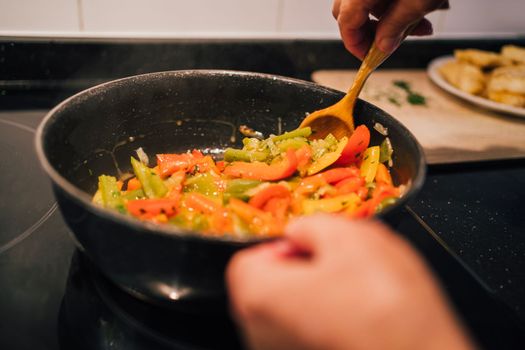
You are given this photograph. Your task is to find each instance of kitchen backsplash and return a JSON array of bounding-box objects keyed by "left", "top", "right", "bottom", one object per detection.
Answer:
[{"left": 0, "top": 0, "right": 523, "bottom": 39}]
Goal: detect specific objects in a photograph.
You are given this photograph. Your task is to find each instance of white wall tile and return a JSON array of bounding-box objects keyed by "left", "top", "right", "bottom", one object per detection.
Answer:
[
  {"left": 279, "top": 0, "right": 338, "bottom": 36},
  {"left": 0, "top": 0, "right": 79, "bottom": 32},
  {"left": 81, "top": 0, "right": 280, "bottom": 35},
  {"left": 437, "top": 0, "right": 525, "bottom": 35},
  {"left": 0, "top": 0, "right": 523, "bottom": 38}
]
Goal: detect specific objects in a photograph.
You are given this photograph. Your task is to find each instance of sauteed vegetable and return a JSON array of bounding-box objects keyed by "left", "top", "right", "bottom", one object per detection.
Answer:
[{"left": 92, "top": 125, "right": 401, "bottom": 237}]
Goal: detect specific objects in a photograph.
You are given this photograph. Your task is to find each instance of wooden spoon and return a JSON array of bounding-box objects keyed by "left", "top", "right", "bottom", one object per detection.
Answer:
[{"left": 300, "top": 43, "right": 390, "bottom": 140}]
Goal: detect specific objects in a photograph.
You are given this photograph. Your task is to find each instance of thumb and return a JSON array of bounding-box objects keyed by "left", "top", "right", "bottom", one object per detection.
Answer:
[
  {"left": 375, "top": 0, "right": 445, "bottom": 53},
  {"left": 285, "top": 214, "right": 365, "bottom": 258}
]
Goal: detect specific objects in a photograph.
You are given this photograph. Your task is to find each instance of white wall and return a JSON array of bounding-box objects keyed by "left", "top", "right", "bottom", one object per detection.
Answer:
[{"left": 0, "top": 0, "right": 523, "bottom": 39}]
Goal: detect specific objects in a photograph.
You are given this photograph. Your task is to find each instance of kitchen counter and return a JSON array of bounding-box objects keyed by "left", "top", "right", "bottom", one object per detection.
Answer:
[{"left": 1, "top": 38, "right": 524, "bottom": 349}]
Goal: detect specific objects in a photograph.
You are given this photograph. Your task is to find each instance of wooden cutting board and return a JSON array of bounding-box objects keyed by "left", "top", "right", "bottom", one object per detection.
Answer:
[{"left": 312, "top": 69, "right": 525, "bottom": 164}]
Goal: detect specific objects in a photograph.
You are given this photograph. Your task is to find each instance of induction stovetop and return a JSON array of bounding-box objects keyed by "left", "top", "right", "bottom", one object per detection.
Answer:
[{"left": 1, "top": 110, "right": 524, "bottom": 350}]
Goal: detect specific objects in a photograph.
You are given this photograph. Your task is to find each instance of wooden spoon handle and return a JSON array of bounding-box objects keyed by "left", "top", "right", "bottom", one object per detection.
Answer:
[{"left": 342, "top": 43, "right": 390, "bottom": 109}]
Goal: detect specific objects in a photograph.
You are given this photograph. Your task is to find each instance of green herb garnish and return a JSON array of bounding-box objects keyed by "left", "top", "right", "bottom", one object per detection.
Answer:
[{"left": 393, "top": 80, "right": 427, "bottom": 106}]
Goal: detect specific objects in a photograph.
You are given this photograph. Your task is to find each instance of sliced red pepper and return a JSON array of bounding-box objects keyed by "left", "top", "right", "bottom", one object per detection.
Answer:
[
  {"left": 248, "top": 184, "right": 290, "bottom": 209},
  {"left": 215, "top": 160, "right": 226, "bottom": 173},
  {"left": 353, "top": 184, "right": 399, "bottom": 218},
  {"left": 191, "top": 149, "right": 204, "bottom": 158},
  {"left": 127, "top": 199, "right": 179, "bottom": 219},
  {"left": 334, "top": 124, "right": 370, "bottom": 166},
  {"left": 157, "top": 150, "right": 217, "bottom": 178},
  {"left": 372, "top": 183, "right": 400, "bottom": 201},
  {"left": 294, "top": 167, "right": 359, "bottom": 196},
  {"left": 334, "top": 176, "right": 365, "bottom": 195},
  {"left": 157, "top": 153, "right": 195, "bottom": 177},
  {"left": 194, "top": 155, "right": 219, "bottom": 174},
  {"left": 320, "top": 167, "right": 360, "bottom": 184},
  {"left": 223, "top": 149, "right": 298, "bottom": 181}
]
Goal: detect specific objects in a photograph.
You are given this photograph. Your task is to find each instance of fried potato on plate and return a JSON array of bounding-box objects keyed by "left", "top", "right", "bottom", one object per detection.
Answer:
[
  {"left": 439, "top": 60, "right": 485, "bottom": 95},
  {"left": 455, "top": 49, "right": 512, "bottom": 68},
  {"left": 487, "top": 91, "right": 525, "bottom": 107},
  {"left": 486, "top": 65, "right": 525, "bottom": 107},
  {"left": 501, "top": 45, "right": 525, "bottom": 65},
  {"left": 487, "top": 65, "right": 525, "bottom": 95}
]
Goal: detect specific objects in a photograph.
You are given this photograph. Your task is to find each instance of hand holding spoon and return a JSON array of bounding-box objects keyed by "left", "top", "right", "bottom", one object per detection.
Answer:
[{"left": 300, "top": 43, "right": 390, "bottom": 139}]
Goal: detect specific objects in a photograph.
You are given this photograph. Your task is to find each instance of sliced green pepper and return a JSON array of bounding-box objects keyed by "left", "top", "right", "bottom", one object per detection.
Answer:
[
  {"left": 184, "top": 172, "right": 219, "bottom": 198},
  {"left": 376, "top": 197, "right": 397, "bottom": 212},
  {"left": 276, "top": 138, "right": 309, "bottom": 152},
  {"left": 323, "top": 133, "right": 338, "bottom": 148},
  {"left": 379, "top": 137, "right": 393, "bottom": 164},
  {"left": 224, "top": 179, "right": 262, "bottom": 201},
  {"left": 271, "top": 127, "right": 311, "bottom": 142},
  {"left": 224, "top": 148, "right": 269, "bottom": 162},
  {"left": 122, "top": 189, "right": 145, "bottom": 201},
  {"left": 171, "top": 211, "right": 210, "bottom": 231},
  {"left": 131, "top": 156, "right": 168, "bottom": 198},
  {"left": 98, "top": 175, "right": 126, "bottom": 213}
]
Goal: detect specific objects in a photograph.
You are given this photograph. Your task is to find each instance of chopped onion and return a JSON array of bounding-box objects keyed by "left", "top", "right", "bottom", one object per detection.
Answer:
[
  {"left": 135, "top": 147, "right": 149, "bottom": 166},
  {"left": 373, "top": 122, "right": 388, "bottom": 136},
  {"left": 239, "top": 125, "right": 264, "bottom": 139}
]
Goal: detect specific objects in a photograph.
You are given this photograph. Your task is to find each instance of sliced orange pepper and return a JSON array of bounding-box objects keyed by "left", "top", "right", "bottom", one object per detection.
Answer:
[
  {"left": 334, "top": 124, "right": 370, "bottom": 166},
  {"left": 248, "top": 184, "right": 290, "bottom": 209},
  {"left": 184, "top": 192, "right": 221, "bottom": 214},
  {"left": 229, "top": 198, "right": 283, "bottom": 236},
  {"left": 165, "top": 171, "right": 186, "bottom": 201},
  {"left": 374, "top": 163, "right": 393, "bottom": 186},
  {"left": 184, "top": 193, "right": 231, "bottom": 234},
  {"left": 350, "top": 200, "right": 374, "bottom": 218},
  {"left": 127, "top": 199, "right": 179, "bottom": 219},
  {"left": 224, "top": 149, "right": 298, "bottom": 181},
  {"left": 263, "top": 196, "right": 291, "bottom": 221},
  {"left": 126, "top": 177, "right": 142, "bottom": 191}
]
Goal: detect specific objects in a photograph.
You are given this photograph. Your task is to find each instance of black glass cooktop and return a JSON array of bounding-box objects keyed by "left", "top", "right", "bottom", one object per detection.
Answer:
[{"left": 1, "top": 110, "right": 524, "bottom": 350}]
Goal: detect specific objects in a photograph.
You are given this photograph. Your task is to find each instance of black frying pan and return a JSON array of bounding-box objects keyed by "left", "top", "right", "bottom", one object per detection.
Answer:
[{"left": 36, "top": 70, "right": 425, "bottom": 310}]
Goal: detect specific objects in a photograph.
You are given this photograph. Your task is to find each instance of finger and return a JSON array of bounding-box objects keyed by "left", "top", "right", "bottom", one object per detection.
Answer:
[
  {"left": 409, "top": 18, "right": 434, "bottom": 36},
  {"left": 285, "top": 214, "right": 374, "bottom": 258},
  {"left": 375, "top": 0, "right": 446, "bottom": 53},
  {"left": 226, "top": 241, "right": 311, "bottom": 322},
  {"left": 333, "top": 0, "right": 381, "bottom": 59},
  {"left": 331, "top": 0, "right": 341, "bottom": 18}
]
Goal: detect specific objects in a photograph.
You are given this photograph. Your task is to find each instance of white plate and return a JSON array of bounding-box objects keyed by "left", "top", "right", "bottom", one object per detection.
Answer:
[{"left": 427, "top": 56, "right": 525, "bottom": 118}]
